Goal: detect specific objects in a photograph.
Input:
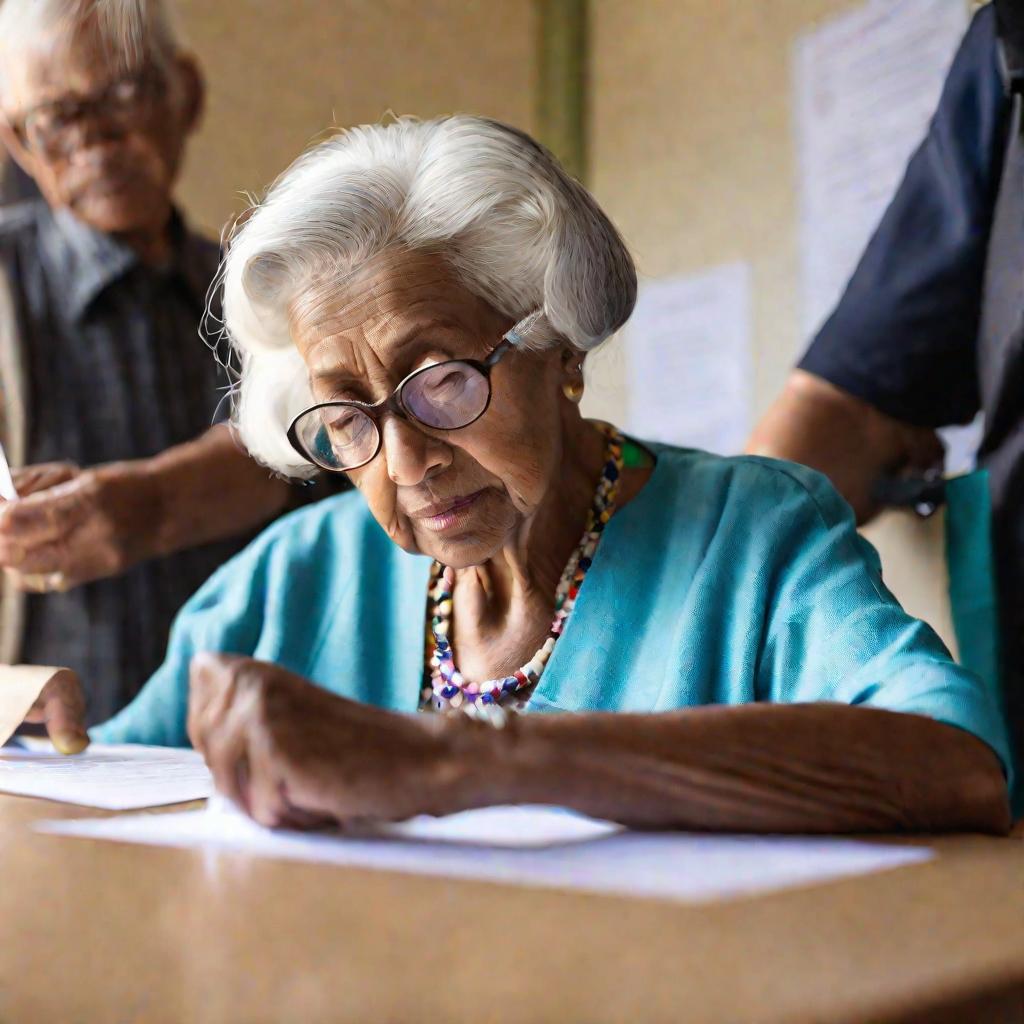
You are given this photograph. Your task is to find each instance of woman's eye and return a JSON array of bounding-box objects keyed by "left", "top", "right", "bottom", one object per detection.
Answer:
[
  {"left": 325, "top": 410, "right": 352, "bottom": 429},
  {"left": 324, "top": 410, "right": 365, "bottom": 442},
  {"left": 425, "top": 369, "right": 469, "bottom": 396}
]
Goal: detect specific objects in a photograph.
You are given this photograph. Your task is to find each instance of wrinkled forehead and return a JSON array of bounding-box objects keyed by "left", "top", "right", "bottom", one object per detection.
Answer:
[
  {"left": 3, "top": 21, "right": 134, "bottom": 112},
  {"left": 289, "top": 250, "right": 501, "bottom": 375}
]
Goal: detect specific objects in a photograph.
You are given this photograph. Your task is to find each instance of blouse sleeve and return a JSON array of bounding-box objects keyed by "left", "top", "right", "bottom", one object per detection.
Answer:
[
  {"left": 89, "top": 491, "right": 359, "bottom": 747},
  {"left": 752, "top": 459, "right": 1013, "bottom": 787},
  {"left": 89, "top": 538, "right": 274, "bottom": 747}
]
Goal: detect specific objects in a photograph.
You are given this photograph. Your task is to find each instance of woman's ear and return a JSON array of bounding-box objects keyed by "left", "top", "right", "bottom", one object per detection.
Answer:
[
  {"left": 560, "top": 346, "right": 585, "bottom": 372},
  {"left": 560, "top": 347, "right": 585, "bottom": 403}
]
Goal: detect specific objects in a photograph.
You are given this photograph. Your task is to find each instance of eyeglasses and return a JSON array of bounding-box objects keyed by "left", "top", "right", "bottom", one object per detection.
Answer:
[
  {"left": 9, "top": 70, "right": 161, "bottom": 159},
  {"left": 287, "top": 310, "right": 543, "bottom": 473}
]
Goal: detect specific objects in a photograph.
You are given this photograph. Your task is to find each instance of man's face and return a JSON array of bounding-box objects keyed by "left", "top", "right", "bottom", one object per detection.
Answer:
[{"left": 0, "top": 21, "right": 202, "bottom": 239}]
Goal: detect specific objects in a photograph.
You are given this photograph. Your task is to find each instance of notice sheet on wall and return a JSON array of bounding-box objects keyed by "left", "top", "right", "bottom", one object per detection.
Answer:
[
  {"left": 793, "top": 0, "right": 969, "bottom": 339},
  {"left": 625, "top": 261, "right": 751, "bottom": 455}
]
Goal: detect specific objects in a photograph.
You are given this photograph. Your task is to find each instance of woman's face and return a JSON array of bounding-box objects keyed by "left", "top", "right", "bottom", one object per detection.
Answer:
[{"left": 291, "top": 251, "right": 575, "bottom": 567}]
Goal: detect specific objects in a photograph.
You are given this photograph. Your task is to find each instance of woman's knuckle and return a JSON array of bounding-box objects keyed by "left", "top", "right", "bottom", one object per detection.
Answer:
[{"left": 231, "top": 660, "right": 264, "bottom": 696}]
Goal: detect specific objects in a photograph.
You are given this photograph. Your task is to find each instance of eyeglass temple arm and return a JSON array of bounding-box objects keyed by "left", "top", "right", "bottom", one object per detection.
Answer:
[{"left": 503, "top": 308, "right": 546, "bottom": 349}]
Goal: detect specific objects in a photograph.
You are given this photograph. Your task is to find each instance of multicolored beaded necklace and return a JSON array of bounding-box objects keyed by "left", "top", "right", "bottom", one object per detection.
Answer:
[{"left": 420, "top": 425, "right": 626, "bottom": 720}]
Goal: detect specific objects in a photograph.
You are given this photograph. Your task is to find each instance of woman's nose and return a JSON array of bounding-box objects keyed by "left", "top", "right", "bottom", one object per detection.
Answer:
[{"left": 381, "top": 416, "right": 450, "bottom": 486}]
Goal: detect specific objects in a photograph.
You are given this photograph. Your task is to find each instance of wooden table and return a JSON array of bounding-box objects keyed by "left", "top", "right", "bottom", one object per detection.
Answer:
[{"left": 0, "top": 795, "right": 1022, "bottom": 1024}]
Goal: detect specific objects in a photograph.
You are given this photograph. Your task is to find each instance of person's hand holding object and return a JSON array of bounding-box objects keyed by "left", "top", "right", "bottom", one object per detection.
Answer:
[
  {"left": 0, "top": 461, "right": 160, "bottom": 592},
  {"left": 0, "top": 666, "right": 90, "bottom": 754}
]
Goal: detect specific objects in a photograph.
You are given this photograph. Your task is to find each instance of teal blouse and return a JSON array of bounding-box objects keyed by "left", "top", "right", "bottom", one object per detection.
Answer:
[{"left": 94, "top": 443, "right": 1017, "bottom": 811}]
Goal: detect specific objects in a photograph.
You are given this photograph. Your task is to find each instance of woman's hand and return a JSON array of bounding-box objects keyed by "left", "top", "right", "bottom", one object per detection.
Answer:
[
  {"left": 188, "top": 657, "right": 1012, "bottom": 836},
  {"left": 187, "top": 654, "right": 468, "bottom": 829},
  {"left": 21, "top": 668, "right": 89, "bottom": 754},
  {"left": 0, "top": 461, "right": 160, "bottom": 591}
]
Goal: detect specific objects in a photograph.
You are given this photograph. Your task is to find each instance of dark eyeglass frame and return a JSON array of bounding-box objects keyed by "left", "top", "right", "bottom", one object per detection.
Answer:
[
  {"left": 8, "top": 69, "right": 162, "bottom": 158},
  {"left": 287, "top": 311, "right": 543, "bottom": 473}
]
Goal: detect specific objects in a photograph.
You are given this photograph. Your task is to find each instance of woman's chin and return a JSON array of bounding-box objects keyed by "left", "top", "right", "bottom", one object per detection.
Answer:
[
  {"left": 378, "top": 517, "right": 500, "bottom": 564},
  {"left": 413, "top": 527, "right": 504, "bottom": 569},
  {"left": 405, "top": 492, "right": 514, "bottom": 566}
]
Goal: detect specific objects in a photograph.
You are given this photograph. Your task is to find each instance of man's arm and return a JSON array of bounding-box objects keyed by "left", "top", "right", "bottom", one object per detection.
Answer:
[
  {"left": 0, "top": 423, "right": 292, "bottom": 589},
  {"left": 139, "top": 424, "right": 292, "bottom": 559},
  {"left": 750, "top": 7, "right": 1008, "bottom": 515},
  {"left": 746, "top": 371, "right": 943, "bottom": 524}
]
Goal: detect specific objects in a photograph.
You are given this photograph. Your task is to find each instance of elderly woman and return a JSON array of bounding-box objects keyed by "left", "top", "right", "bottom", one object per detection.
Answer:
[{"left": 25, "top": 116, "right": 1015, "bottom": 833}]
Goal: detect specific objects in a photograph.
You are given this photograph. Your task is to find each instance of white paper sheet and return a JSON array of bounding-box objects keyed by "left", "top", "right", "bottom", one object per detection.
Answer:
[
  {"left": 0, "top": 439, "right": 18, "bottom": 501},
  {"left": 794, "top": 0, "right": 969, "bottom": 338},
  {"left": 0, "top": 742, "right": 213, "bottom": 809},
  {"left": 39, "top": 800, "right": 933, "bottom": 905},
  {"left": 624, "top": 262, "right": 751, "bottom": 455}
]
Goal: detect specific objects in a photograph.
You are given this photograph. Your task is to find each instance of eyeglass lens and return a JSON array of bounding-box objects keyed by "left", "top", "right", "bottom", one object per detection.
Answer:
[
  {"left": 23, "top": 75, "right": 153, "bottom": 155},
  {"left": 296, "top": 359, "right": 491, "bottom": 470},
  {"left": 401, "top": 361, "right": 490, "bottom": 428}
]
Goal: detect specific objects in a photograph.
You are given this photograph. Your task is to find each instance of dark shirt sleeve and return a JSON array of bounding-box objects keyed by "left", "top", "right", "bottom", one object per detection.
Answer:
[{"left": 799, "top": 5, "right": 1010, "bottom": 429}]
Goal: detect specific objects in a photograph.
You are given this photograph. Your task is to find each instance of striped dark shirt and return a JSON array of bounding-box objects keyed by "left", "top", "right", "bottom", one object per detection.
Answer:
[{"left": 0, "top": 200, "right": 252, "bottom": 724}]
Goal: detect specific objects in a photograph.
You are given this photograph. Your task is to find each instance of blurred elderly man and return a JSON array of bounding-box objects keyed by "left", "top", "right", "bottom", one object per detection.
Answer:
[{"left": 0, "top": 0, "right": 299, "bottom": 723}]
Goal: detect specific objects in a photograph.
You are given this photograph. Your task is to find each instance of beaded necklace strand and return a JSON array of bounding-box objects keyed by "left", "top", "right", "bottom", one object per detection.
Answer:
[{"left": 420, "top": 425, "right": 626, "bottom": 720}]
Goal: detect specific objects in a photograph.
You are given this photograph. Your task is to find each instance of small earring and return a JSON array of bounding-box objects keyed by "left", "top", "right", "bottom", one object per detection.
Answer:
[{"left": 563, "top": 378, "right": 584, "bottom": 403}]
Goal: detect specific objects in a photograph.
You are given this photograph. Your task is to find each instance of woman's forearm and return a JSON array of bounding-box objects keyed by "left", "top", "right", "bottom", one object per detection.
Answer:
[{"left": 444, "top": 703, "right": 1011, "bottom": 835}]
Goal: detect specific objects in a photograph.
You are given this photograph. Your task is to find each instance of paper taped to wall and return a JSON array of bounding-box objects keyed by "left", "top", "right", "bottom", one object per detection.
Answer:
[
  {"left": 625, "top": 261, "right": 752, "bottom": 455},
  {"left": 793, "top": 0, "right": 969, "bottom": 338}
]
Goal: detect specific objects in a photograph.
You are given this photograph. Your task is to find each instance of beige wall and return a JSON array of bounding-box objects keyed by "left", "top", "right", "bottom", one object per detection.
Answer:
[
  {"left": 173, "top": 0, "right": 537, "bottom": 236},
  {"left": 174, "top": 0, "right": 971, "bottom": 648},
  {"left": 584, "top": 0, "right": 971, "bottom": 650},
  {"left": 0, "top": 1, "right": 972, "bottom": 644},
  {"left": 584, "top": 0, "right": 858, "bottom": 427}
]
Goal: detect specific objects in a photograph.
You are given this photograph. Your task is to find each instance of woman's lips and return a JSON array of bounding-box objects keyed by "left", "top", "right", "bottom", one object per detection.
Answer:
[{"left": 412, "top": 490, "right": 486, "bottom": 532}]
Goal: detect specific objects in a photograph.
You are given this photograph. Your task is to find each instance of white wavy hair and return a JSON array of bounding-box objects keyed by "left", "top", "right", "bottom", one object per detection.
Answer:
[
  {"left": 0, "top": 0, "right": 184, "bottom": 96},
  {"left": 219, "top": 115, "right": 638, "bottom": 479}
]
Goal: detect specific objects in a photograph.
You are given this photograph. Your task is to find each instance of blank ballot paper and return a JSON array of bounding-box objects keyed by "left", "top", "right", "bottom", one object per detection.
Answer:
[
  {"left": 38, "top": 798, "right": 934, "bottom": 905},
  {"left": 3, "top": 741, "right": 935, "bottom": 906},
  {"left": 0, "top": 742, "right": 213, "bottom": 809}
]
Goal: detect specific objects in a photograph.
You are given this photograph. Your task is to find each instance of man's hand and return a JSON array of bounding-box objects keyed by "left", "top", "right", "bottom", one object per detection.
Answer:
[
  {"left": 21, "top": 667, "right": 89, "bottom": 754},
  {"left": 11, "top": 461, "right": 79, "bottom": 496},
  {"left": 187, "top": 654, "right": 463, "bottom": 829},
  {"left": 0, "top": 426, "right": 292, "bottom": 593},
  {"left": 0, "top": 460, "right": 160, "bottom": 591}
]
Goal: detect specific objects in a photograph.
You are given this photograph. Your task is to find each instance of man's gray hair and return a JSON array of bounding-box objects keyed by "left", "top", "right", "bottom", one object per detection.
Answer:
[
  {"left": 220, "top": 115, "right": 638, "bottom": 477},
  {"left": 0, "top": 0, "right": 184, "bottom": 96}
]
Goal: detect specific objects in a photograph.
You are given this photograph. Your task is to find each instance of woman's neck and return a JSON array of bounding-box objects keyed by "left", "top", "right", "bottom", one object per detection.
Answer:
[
  {"left": 461, "top": 416, "right": 606, "bottom": 604},
  {"left": 445, "top": 416, "right": 611, "bottom": 681}
]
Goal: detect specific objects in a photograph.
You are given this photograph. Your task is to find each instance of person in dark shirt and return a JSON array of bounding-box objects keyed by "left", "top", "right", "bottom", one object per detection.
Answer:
[
  {"left": 0, "top": 0, "right": 300, "bottom": 725},
  {"left": 0, "top": 156, "right": 39, "bottom": 205},
  {"left": 748, "top": 2, "right": 1023, "bottom": 787}
]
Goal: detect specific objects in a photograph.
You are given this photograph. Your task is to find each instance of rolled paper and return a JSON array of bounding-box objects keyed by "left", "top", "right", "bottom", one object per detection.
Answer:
[{"left": 0, "top": 665, "right": 67, "bottom": 748}]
